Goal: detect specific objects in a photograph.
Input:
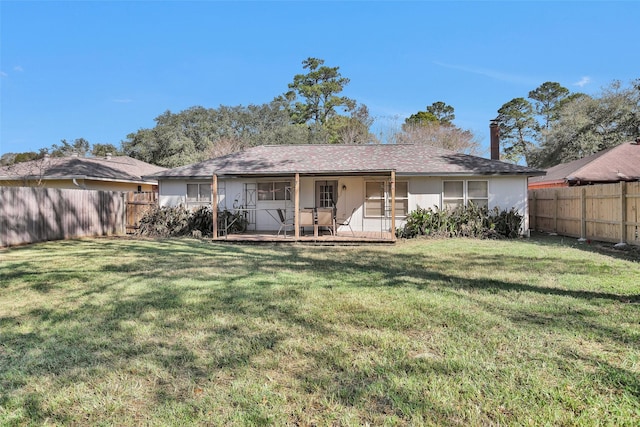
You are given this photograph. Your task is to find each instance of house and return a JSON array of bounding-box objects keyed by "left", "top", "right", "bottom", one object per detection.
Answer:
[
  {"left": 0, "top": 154, "right": 167, "bottom": 192},
  {"left": 145, "top": 144, "right": 544, "bottom": 240},
  {"left": 528, "top": 140, "right": 640, "bottom": 189}
]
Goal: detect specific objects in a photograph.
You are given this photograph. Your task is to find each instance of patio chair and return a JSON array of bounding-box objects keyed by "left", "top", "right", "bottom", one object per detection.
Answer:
[
  {"left": 299, "top": 208, "right": 315, "bottom": 236},
  {"left": 316, "top": 208, "right": 335, "bottom": 236},
  {"left": 276, "top": 208, "right": 294, "bottom": 237},
  {"left": 336, "top": 207, "right": 356, "bottom": 237}
]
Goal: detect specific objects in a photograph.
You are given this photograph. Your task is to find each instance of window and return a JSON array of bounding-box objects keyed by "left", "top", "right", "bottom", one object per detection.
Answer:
[
  {"left": 365, "top": 181, "right": 408, "bottom": 217},
  {"left": 186, "top": 183, "right": 211, "bottom": 203},
  {"left": 392, "top": 181, "right": 409, "bottom": 217},
  {"left": 318, "top": 182, "right": 336, "bottom": 208},
  {"left": 443, "top": 180, "right": 488, "bottom": 209},
  {"left": 365, "top": 182, "right": 385, "bottom": 217},
  {"left": 467, "top": 181, "right": 488, "bottom": 208},
  {"left": 257, "top": 181, "right": 291, "bottom": 201}
]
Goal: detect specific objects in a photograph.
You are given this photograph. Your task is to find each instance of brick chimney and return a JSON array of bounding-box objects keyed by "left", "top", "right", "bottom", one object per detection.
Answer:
[{"left": 490, "top": 119, "right": 500, "bottom": 160}]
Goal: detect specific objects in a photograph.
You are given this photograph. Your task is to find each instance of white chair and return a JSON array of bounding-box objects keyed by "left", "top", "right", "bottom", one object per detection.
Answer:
[
  {"left": 276, "top": 209, "right": 294, "bottom": 237},
  {"left": 336, "top": 208, "right": 356, "bottom": 237}
]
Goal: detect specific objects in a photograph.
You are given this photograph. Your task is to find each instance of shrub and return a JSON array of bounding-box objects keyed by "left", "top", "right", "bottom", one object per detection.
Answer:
[
  {"left": 137, "top": 205, "right": 191, "bottom": 237},
  {"left": 396, "top": 205, "right": 523, "bottom": 240},
  {"left": 189, "top": 206, "right": 214, "bottom": 237},
  {"left": 136, "top": 205, "right": 250, "bottom": 238}
]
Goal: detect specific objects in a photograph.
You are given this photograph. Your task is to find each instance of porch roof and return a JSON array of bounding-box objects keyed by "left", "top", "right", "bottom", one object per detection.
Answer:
[{"left": 145, "top": 144, "right": 545, "bottom": 179}]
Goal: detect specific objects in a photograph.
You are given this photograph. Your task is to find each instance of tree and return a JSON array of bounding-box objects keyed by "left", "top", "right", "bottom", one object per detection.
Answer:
[
  {"left": 403, "top": 111, "right": 438, "bottom": 128},
  {"left": 403, "top": 101, "right": 455, "bottom": 129},
  {"left": 496, "top": 98, "right": 536, "bottom": 164},
  {"left": 285, "top": 57, "right": 355, "bottom": 126},
  {"left": 395, "top": 103, "right": 481, "bottom": 155},
  {"left": 528, "top": 82, "right": 570, "bottom": 131},
  {"left": 49, "top": 138, "right": 91, "bottom": 157},
  {"left": 426, "top": 101, "right": 455, "bottom": 125},
  {"left": 325, "top": 104, "right": 377, "bottom": 144},
  {"left": 395, "top": 122, "right": 482, "bottom": 155},
  {"left": 122, "top": 99, "right": 314, "bottom": 167},
  {"left": 91, "top": 143, "right": 122, "bottom": 157},
  {"left": 532, "top": 79, "right": 640, "bottom": 167}
]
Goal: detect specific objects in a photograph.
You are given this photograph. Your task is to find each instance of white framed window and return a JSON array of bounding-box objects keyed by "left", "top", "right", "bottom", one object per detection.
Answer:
[
  {"left": 392, "top": 181, "right": 409, "bottom": 217},
  {"left": 257, "top": 181, "right": 291, "bottom": 201},
  {"left": 365, "top": 181, "right": 408, "bottom": 218},
  {"left": 365, "top": 182, "right": 385, "bottom": 217},
  {"left": 443, "top": 180, "right": 488, "bottom": 209},
  {"left": 186, "top": 183, "right": 211, "bottom": 204}
]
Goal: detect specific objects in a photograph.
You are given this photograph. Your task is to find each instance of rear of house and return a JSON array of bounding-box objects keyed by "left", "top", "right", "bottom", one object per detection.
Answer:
[{"left": 146, "top": 144, "right": 544, "bottom": 238}]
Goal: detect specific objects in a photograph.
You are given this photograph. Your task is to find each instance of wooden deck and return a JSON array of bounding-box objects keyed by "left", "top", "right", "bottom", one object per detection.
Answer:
[{"left": 214, "top": 230, "right": 395, "bottom": 244}]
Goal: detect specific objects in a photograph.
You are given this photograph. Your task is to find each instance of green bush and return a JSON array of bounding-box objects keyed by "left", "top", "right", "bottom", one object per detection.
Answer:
[{"left": 396, "top": 204, "right": 523, "bottom": 239}]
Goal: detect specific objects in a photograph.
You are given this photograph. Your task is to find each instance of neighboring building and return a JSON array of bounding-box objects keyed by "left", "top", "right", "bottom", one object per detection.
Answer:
[
  {"left": 0, "top": 154, "right": 166, "bottom": 192},
  {"left": 528, "top": 141, "right": 640, "bottom": 189},
  {"left": 145, "top": 144, "right": 544, "bottom": 236}
]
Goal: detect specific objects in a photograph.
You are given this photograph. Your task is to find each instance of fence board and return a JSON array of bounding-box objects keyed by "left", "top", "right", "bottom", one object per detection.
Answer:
[
  {"left": 125, "top": 192, "right": 157, "bottom": 233},
  {"left": 529, "top": 182, "right": 640, "bottom": 246},
  {"left": 0, "top": 187, "right": 125, "bottom": 247}
]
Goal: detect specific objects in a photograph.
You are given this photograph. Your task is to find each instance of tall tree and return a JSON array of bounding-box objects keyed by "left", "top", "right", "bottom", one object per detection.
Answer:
[
  {"left": 285, "top": 57, "right": 355, "bottom": 126},
  {"left": 397, "top": 103, "right": 481, "bottom": 155},
  {"left": 325, "top": 104, "right": 377, "bottom": 144},
  {"left": 528, "top": 82, "right": 570, "bottom": 131},
  {"left": 532, "top": 79, "right": 640, "bottom": 167},
  {"left": 404, "top": 101, "right": 455, "bottom": 128},
  {"left": 496, "top": 98, "right": 536, "bottom": 164},
  {"left": 426, "top": 101, "right": 455, "bottom": 125},
  {"left": 396, "top": 123, "right": 481, "bottom": 155}
]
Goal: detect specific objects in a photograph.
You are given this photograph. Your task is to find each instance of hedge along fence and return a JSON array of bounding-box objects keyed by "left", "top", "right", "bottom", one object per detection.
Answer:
[
  {"left": 528, "top": 181, "right": 640, "bottom": 246},
  {"left": 0, "top": 187, "right": 126, "bottom": 247}
]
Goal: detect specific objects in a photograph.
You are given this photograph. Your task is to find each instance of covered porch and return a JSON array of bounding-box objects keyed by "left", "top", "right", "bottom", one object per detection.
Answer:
[{"left": 211, "top": 171, "right": 399, "bottom": 243}]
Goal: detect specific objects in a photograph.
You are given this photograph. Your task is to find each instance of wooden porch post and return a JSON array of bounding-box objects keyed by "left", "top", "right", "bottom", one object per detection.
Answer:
[
  {"left": 294, "top": 173, "right": 300, "bottom": 240},
  {"left": 390, "top": 170, "right": 396, "bottom": 241},
  {"left": 212, "top": 174, "right": 218, "bottom": 240}
]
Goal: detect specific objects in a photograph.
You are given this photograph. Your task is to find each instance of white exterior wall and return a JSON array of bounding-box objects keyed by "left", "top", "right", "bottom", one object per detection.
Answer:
[
  {"left": 158, "top": 174, "right": 530, "bottom": 234},
  {"left": 487, "top": 175, "right": 530, "bottom": 232}
]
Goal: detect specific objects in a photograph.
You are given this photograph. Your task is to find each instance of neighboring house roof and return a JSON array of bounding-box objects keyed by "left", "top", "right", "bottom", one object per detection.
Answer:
[
  {"left": 529, "top": 141, "right": 640, "bottom": 186},
  {"left": 146, "top": 144, "right": 545, "bottom": 179},
  {"left": 0, "top": 155, "right": 167, "bottom": 184}
]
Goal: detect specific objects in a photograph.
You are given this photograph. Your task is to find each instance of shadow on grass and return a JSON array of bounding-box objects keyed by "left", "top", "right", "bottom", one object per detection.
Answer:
[
  {"left": 529, "top": 231, "right": 640, "bottom": 263},
  {"left": 1, "top": 237, "right": 639, "bottom": 424}
]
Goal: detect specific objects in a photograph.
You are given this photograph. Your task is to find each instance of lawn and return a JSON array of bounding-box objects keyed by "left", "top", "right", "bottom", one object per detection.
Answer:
[{"left": 1, "top": 236, "right": 639, "bottom": 426}]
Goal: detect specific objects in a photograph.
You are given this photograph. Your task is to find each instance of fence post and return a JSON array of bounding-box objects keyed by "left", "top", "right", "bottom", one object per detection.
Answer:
[
  {"left": 553, "top": 190, "right": 558, "bottom": 233},
  {"left": 581, "top": 187, "right": 586, "bottom": 239},
  {"left": 530, "top": 191, "right": 537, "bottom": 231},
  {"left": 620, "top": 181, "right": 627, "bottom": 244}
]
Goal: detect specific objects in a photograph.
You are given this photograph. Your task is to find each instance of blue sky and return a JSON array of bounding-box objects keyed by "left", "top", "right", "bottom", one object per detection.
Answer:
[{"left": 1, "top": 1, "right": 638, "bottom": 157}]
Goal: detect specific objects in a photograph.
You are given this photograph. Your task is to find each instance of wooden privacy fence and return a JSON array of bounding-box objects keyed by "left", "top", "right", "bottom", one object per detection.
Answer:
[
  {"left": 0, "top": 187, "right": 126, "bottom": 247},
  {"left": 125, "top": 191, "right": 157, "bottom": 233},
  {"left": 528, "top": 181, "right": 640, "bottom": 246}
]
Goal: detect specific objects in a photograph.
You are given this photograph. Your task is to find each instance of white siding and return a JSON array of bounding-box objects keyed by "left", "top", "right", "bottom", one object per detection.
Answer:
[{"left": 158, "top": 174, "right": 530, "bottom": 234}]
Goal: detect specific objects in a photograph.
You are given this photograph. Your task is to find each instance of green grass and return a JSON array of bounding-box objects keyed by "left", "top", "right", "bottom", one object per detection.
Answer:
[{"left": 1, "top": 236, "right": 639, "bottom": 426}]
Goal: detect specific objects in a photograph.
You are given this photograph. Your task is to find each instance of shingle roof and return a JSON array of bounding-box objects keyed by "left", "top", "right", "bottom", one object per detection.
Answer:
[
  {"left": 0, "top": 155, "right": 166, "bottom": 183},
  {"left": 529, "top": 142, "right": 640, "bottom": 185},
  {"left": 146, "top": 144, "right": 544, "bottom": 179}
]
